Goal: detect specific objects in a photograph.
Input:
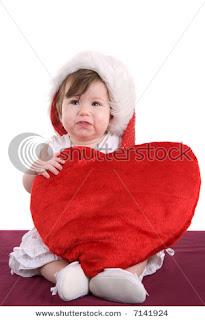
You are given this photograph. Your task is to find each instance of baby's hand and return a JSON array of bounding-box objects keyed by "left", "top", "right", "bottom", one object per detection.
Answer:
[{"left": 31, "top": 152, "right": 66, "bottom": 179}]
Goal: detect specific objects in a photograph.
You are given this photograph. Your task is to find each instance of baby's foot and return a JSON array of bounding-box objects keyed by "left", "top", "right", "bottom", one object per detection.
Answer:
[
  {"left": 89, "top": 268, "right": 148, "bottom": 304},
  {"left": 50, "top": 261, "right": 89, "bottom": 301}
]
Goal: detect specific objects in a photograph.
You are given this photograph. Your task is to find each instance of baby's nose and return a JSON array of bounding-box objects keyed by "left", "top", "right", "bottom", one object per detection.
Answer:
[{"left": 78, "top": 105, "right": 91, "bottom": 115}]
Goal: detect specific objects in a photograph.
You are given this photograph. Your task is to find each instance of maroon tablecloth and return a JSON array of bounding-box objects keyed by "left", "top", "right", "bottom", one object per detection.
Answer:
[{"left": 0, "top": 230, "right": 204, "bottom": 306}]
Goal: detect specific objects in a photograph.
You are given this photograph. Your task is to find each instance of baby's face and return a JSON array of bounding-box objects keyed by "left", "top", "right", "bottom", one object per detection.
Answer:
[{"left": 61, "top": 80, "right": 111, "bottom": 143}]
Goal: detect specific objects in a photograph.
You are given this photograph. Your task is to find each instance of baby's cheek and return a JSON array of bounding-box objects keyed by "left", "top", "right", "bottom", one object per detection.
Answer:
[
  {"left": 99, "top": 109, "right": 111, "bottom": 123},
  {"left": 62, "top": 118, "right": 73, "bottom": 132},
  {"left": 97, "top": 118, "right": 110, "bottom": 132}
]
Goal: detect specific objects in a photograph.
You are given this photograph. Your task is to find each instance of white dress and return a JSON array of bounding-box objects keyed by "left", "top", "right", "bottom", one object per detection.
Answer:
[{"left": 9, "top": 133, "right": 172, "bottom": 279}]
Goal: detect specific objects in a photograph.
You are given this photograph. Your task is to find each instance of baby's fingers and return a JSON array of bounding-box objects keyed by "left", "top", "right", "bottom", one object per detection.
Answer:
[
  {"left": 52, "top": 160, "right": 64, "bottom": 171},
  {"left": 41, "top": 171, "right": 50, "bottom": 179},
  {"left": 35, "top": 168, "right": 50, "bottom": 179},
  {"left": 52, "top": 152, "right": 66, "bottom": 163},
  {"left": 36, "top": 165, "right": 58, "bottom": 178},
  {"left": 55, "top": 157, "right": 66, "bottom": 164},
  {"left": 46, "top": 164, "right": 60, "bottom": 176}
]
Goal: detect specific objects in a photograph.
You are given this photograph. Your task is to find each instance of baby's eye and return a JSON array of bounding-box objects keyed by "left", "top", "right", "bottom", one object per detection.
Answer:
[
  {"left": 92, "top": 101, "right": 100, "bottom": 106},
  {"left": 70, "top": 100, "right": 79, "bottom": 105}
]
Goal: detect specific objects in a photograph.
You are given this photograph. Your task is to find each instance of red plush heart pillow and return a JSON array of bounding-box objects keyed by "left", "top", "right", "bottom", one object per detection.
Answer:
[{"left": 30, "top": 142, "right": 201, "bottom": 277}]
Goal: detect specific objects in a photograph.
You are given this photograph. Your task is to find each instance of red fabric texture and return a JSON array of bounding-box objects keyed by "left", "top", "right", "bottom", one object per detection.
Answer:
[
  {"left": 120, "top": 112, "right": 135, "bottom": 148},
  {"left": 30, "top": 142, "right": 201, "bottom": 277}
]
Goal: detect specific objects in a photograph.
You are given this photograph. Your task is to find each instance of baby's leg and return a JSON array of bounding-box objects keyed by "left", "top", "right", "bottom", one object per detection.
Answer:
[
  {"left": 40, "top": 259, "right": 69, "bottom": 283},
  {"left": 125, "top": 259, "right": 148, "bottom": 277}
]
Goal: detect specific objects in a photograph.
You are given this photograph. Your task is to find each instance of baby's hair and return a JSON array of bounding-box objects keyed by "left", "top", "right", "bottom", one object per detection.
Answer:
[{"left": 56, "top": 69, "right": 112, "bottom": 121}]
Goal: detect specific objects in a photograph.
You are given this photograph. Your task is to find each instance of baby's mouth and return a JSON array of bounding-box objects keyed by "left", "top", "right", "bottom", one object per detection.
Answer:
[{"left": 76, "top": 121, "right": 92, "bottom": 127}]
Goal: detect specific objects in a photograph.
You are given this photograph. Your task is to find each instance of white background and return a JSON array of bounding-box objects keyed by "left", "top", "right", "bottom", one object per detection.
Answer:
[{"left": 1, "top": 0, "right": 205, "bottom": 230}]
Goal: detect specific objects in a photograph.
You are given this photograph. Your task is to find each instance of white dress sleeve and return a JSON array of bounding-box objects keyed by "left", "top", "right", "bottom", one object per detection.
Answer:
[{"left": 47, "top": 134, "right": 72, "bottom": 156}]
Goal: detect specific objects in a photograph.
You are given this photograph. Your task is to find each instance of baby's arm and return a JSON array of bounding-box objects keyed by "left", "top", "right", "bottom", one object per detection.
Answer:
[{"left": 22, "top": 144, "right": 65, "bottom": 193}]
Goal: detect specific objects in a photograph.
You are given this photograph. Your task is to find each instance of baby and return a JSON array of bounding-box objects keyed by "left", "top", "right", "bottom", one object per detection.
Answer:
[{"left": 9, "top": 51, "right": 167, "bottom": 304}]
